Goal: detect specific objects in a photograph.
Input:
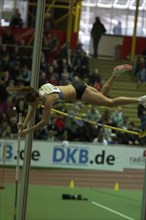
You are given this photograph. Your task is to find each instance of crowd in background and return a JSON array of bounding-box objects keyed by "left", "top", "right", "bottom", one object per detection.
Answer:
[
  {"left": 134, "top": 55, "right": 146, "bottom": 87},
  {"left": 0, "top": 14, "right": 146, "bottom": 146}
]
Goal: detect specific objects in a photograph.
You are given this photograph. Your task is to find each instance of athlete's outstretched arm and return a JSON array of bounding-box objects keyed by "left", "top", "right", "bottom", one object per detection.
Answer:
[
  {"left": 24, "top": 104, "right": 37, "bottom": 126},
  {"left": 18, "top": 106, "right": 51, "bottom": 136},
  {"left": 18, "top": 98, "right": 53, "bottom": 137},
  {"left": 17, "top": 103, "right": 37, "bottom": 131}
]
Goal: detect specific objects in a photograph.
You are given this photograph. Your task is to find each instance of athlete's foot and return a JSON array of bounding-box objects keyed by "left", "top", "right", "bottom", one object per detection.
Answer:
[
  {"left": 139, "top": 95, "right": 146, "bottom": 108},
  {"left": 113, "top": 64, "right": 133, "bottom": 77}
]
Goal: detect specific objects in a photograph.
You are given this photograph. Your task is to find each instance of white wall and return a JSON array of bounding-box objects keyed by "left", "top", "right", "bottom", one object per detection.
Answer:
[{"left": 89, "top": 34, "right": 124, "bottom": 58}]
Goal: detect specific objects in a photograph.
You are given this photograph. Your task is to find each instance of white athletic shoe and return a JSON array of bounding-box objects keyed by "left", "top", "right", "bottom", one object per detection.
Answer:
[
  {"left": 139, "top": 95, "right": 146, "bottom": 108},
  {"left": 113, "top": 64, "right": 133, "bottom": 77}
]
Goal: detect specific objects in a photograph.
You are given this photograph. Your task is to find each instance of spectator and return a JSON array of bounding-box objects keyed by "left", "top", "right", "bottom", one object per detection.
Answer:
[
  {"left": 0, "top": 44, "right": 10, "bottom": 70},
  {"left": 9, "top": 62, "right": 21, "bottom": 84},
  {"left": 101, "top": 109, "right": 111, "bottom": 124},
  {"left": 44, "top": 12, "right": 54, "bottom": 33},
  {"left": 104, "top": 127, "right": 113, "bottom": 144},
  {"left": 7, "top": 79, "right": 15, "bottom": 88},
  {"left": 72, "top": 51, "right": 87, "bottom": 79},
  {"left": 121, "top": 115, "right": 130, "bottom": 130},
  {"left": 47, "top": 113, "right": 58, "bottom": 140},
  {"left": 137, "top": 104, "right": 146, "bottom": 130},
  {"left": 58, "top": 58, "right": 72, "bottom": 79},
  {"left": 0, "top": 70, "right": 10, "bottom": 85},
  {"left": 9, "top": 44, "right": 23, "bottom": 68},
  {"left": 117, "top": 122, "right": 140, "bottom": 145},
  {"left": 91, "top": 17, "right": 106, "bottom": 58},
  {"left": 86, "top": 105, "right": 101, "bottom": 122},
  {"left": 9, "top": 9, "right": 23, "bottom": 28},
  {"left": 48, "top": 32, "right": 59, "bottom": 63},
  {"left": 76, "top": 51, "right": 89, "bottom": 79},
  {"left": 16, "top": 99, "right": 27, "bottom": 117},
  {"left": 1, "top": 125, "right": 13, "bottom": 138},
  {"left": 40, "top": 51, "right": 48, "bottom": 72},
  {"left": 93, "top": 129, "right": 108, "bottom": 146},
  {"left": 47, "top": 65, "right": 59, "bottom": 85},
  {"left": 111, "top": 106, "right": 124, "bottom": 127},
  {"left": 0, "top": 81, "right": 8, "bottom": 103},
  {"left": 42, "top": 32, "right": 59, "bottom": 63},
  {"left": 88, "top": 67, "right": 104, "bottom": 91},
  {"left": 52, "top": 59, "right": 60, "bottom": 72},
  {"left": 2, "top": 29, "right": 15, "bottom": 46},
  {"left": 113, "top": 21, "right": 122, "bottom": 35},
  {"left": 0, "top": 70, "right": 10, "bottom": 104},
  {"left": 59, "top": 43, "right": 72, "bottom": 66},
  {"left": 64, "top": 105, "right": 81, "bottom": 141},
  {"left": 19, "top": 65, "right": 31, "bottom": 85},
  {"left": 34, "top": 125, "right": 49, "bottom": 140},
  {"left": 42, "top": 32, "right": 53, "bottom": 49},
  {"left": 9, "top": 115, "right": 19, "bottom": 137},
  {"left": 60, "top": 72, "right": 71, "bottom": 85},
  {"left": 55, "top": 115, "right": 65, "bottom": 140},
  {"left": 39, "top": 70, "right": 47, "bottom": 87},
  {"left": 75, "top": 42, "right": 84, "bottom": 54},
  {"left": 51, "top": 32, "right": 59, "bottom": 50},
  {"left": 76, "top": 122, "right": 98, "bottom": 142},
  {"left": 0, "top": 95, "right": 15, "bottom": 121},
  {"left": 48, "top": 73, "right": 59, "bottom": 86},
  {"left": 136, "top": 57, "right": 146, "bottom": 86}
]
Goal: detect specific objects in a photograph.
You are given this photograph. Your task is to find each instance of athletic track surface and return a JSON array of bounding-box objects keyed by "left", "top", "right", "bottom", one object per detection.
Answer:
[{"left": 0, "top": 168, "right": 144, "bottom": 190}]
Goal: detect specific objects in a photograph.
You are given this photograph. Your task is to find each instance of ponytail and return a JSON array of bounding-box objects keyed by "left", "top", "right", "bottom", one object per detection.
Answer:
[
  {"left": 6, "top": 86, "right": 39, "bottom": 104},
  {"left": 7, "top": 86, "right": 33, "bottom": 93}
]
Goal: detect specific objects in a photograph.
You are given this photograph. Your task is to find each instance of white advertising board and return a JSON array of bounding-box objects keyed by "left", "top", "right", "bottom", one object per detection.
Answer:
[{"left": 0, "top": 139, "right": 145, "bottom": 171}]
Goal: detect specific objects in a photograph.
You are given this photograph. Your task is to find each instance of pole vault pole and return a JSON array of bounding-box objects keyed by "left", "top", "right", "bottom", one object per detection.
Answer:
[
  {"left": 141, "top": 157, "right": 146, "bottom": 220},
  {"left": 18, "top": 1, "right": 46, "bottom": 219}
]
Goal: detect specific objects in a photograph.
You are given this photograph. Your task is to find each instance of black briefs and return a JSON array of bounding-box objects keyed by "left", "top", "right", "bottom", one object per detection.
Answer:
[{"left": 72, "top": 80, "right": 87, "bottom": 100}]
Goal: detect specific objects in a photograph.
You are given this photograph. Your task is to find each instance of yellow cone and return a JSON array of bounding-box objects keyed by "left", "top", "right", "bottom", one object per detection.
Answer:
[
  {"left": 114, "top": 182, "right": 119, "bottom": 191},
  {"left": 69, "top": 180, "right": 75, "bottom": 188}
]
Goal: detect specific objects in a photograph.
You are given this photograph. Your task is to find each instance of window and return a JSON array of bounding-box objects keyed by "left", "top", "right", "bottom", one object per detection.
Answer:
[
  {"left": 79, "top": 0, "right": 146, "bottom": 51},
  {"left": 0, "top": 0, "right": 28, "bottom": 27}
]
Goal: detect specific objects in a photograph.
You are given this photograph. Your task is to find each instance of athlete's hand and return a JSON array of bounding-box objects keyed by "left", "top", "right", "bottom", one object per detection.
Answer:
[
  {"left": 17, "top": 122, "right": 25, "bottom": 130},
  {"left": 18, "top": 128, "right": 29, "bottom": 137}
]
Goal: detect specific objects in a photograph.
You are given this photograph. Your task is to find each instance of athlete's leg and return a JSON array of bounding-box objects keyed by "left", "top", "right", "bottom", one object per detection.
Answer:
[
  {"left": 81, "top": 87, "right": 138, "bottom": 107},
  {"left": 101, "top": 64, "right": 133, "bottom": 96},
  {"left": 101, "top": 75, "right": 116, "bottom": 96},
  {"left": 81, "top": 64, "right": 146, "bottom": 108}
]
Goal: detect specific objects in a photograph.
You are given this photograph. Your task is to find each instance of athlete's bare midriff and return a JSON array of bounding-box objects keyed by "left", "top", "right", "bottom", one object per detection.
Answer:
[{"left": 58, "top": 84, "right": 77, "bottom": 101}]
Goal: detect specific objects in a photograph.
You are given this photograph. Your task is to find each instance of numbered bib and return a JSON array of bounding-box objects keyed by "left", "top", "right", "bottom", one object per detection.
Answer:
[{"left": 41, "top": 83, "right": 61, "bottom": 94}]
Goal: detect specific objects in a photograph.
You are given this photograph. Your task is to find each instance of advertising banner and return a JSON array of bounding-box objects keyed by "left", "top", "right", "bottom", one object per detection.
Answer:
[{"left": 0, "top": 139, "right": 145, "bottom": 171}]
